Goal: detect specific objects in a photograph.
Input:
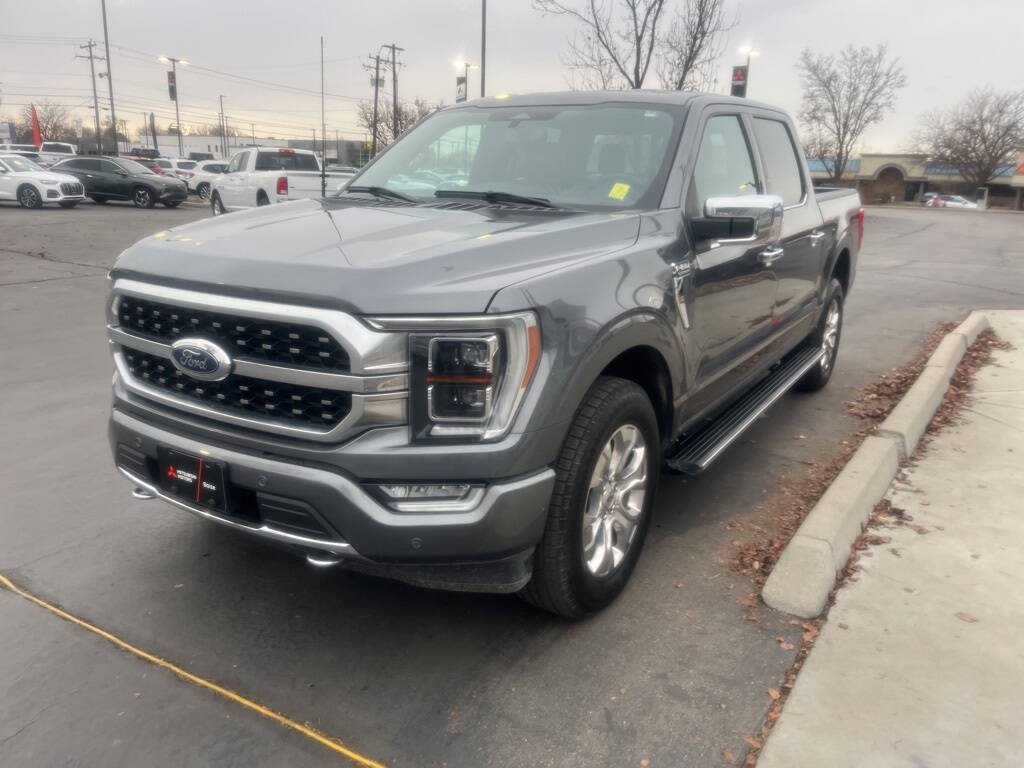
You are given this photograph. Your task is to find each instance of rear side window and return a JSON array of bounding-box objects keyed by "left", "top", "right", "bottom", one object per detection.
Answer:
[
  {"left": 752, "top": 118, "right": 804, "bottom": 206},
  {"left": 691, "top": 115, "right": 759, "bottom": 208},
  {"left": 178, "top": 161, "right": 196, "bottom": 169},
  {"left": 255, "top": 151, "right": 318, "bottom": 172}
]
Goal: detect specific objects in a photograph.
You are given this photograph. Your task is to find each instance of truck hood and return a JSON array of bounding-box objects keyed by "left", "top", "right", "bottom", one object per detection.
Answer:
[{"left": 110, "top": 198, "right": 641, "bottom": 314}]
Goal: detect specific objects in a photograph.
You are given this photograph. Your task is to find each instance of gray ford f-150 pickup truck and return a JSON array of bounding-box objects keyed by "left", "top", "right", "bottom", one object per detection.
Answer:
[{"left": 108, "top": 91, "right": 862, "bottom": 617}]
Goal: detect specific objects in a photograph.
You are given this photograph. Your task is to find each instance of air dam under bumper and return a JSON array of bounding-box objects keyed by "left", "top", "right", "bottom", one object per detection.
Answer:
[{"left": 109, "top": 409, "right": 555, "bottom": 590}]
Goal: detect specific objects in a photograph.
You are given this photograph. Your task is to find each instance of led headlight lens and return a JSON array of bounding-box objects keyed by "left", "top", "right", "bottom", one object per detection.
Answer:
[{"left": 427, "top": 336, "right": 498, "bottom": 422}]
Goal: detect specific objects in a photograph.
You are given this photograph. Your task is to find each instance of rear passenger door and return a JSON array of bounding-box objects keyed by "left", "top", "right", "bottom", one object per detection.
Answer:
[{"left": 749, "top": 115, "right": 825, "bottom": 343}]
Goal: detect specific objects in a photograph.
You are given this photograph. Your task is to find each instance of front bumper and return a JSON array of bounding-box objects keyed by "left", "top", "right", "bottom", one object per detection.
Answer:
[
  {"left": 158, "top": 185, "right": 188, "bottom": 202},
  {"left": 110, "top": 407, "right": 556, "bottom": 590}
]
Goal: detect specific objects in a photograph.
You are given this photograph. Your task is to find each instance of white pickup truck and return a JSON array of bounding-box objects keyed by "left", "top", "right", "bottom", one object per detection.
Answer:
[{"left": 209, "top": 147, "right": 349, "bottom": 214}]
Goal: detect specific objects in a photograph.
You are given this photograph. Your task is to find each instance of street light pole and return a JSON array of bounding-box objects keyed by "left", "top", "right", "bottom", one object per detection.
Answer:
[
  {"left": 481, "top": 0, "right": 486, "bottom": 98},
  {"left": 738, "top": 45, "right": 759, "bottom": 96},
  {"left": 159, "top": 55, "right": 188, "bottom": 156}
]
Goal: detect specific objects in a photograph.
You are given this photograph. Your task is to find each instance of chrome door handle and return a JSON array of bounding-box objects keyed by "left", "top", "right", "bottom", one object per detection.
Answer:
[
  {"left": 809, "top": 230, "right": 827, "bottom": 244},
  {"left": 758, "top": 245, "right": 784, "bottom": 266}
]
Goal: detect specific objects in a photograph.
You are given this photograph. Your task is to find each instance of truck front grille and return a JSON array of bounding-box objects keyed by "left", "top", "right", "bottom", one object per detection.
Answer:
[
  {"left": 123, "top": 349, "right": 351, "bottom": 428},
  {"left": 117, "top": 295, "right": 350, "bottom": 372}
]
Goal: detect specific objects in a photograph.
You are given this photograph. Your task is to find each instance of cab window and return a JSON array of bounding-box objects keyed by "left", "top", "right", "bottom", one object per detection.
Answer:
[
  {"left": 690, "top": 115, "right": 759, "bottom": 211},
  {"left": 752, "top": 118, "right": 805, "bottom": 206},
  {"left": 226, "top": 152, "right": 247, "bottom": 173}
]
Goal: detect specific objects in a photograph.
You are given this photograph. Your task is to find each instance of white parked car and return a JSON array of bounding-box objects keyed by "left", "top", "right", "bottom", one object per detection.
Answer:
[
  {"left": 926, "top": 194, "right": 978, "bottom": 209},
  {"left": 37, "top": 141, "right": 78, "bottom": 167},
  {"left": 153, "top": 158, "right": 199, "bottom": 189},
  {"left": 189, "top": 159, "right": 229, "bottom": 200},
  {"left": 0, "top": 154, "right": 86, "bottom": 208},
  {"left": 210, "top": 147, "right": 348, "bottom": 214}
]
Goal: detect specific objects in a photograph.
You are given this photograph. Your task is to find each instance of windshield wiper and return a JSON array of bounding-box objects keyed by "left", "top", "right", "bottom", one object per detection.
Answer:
[
  {"left": 343, "top": 185, "right": 417, "bottom": 202},
  {"left": 434, "top": 189, "right": 557, "bottom": 208}
]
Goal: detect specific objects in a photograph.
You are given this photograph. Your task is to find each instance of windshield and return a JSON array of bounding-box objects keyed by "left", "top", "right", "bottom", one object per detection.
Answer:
[
  {"left": 116, "top": 158, "right": 156, "bottom": 175},
  {"left": 2, "top": 155, "right": 44, "bottom": 173},
  {"left": 350, "top": 103, "right": 684, "bottom": 210}
]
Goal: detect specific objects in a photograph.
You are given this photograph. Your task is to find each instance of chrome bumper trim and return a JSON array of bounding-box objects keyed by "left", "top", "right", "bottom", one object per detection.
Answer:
[{"left": 118, "top": 466, "right": 366, "bottom": 559}]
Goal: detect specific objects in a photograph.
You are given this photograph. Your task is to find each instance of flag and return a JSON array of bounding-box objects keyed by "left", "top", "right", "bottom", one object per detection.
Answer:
[{"left": 30, "top": 104, "right": 42, "bottom": 147}]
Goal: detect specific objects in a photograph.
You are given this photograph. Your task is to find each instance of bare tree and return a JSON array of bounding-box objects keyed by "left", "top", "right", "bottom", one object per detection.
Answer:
[
  {"left": 797, "top": 44, "right": 907, "bottom": 183},
  {"left": 658, "top": 0, "right": 736, "bottom": 91},
  {"left": 534, "top": 0, "right": 668, "bottom": 89},
  {"left": 918, "top": 89, "right": 1024, "bottom": 189},
  {"left": 357, "top": 97, "right": 439, "bottom": 149},
  {"left": 16, "top": 100, "right": 73, "bottom": 142}
]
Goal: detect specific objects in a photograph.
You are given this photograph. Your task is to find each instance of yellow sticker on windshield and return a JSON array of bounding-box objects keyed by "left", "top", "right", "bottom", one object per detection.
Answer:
[{"left": 608, "top": 182, "right": 631, "bottom": 201}]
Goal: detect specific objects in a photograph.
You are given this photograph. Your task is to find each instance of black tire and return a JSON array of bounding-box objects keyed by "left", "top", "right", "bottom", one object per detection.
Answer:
[
  {"left": 520, "top": 376, "right": 660, "bottom": 618},
  {"left": 162, "top": 200, "right": 182, "bottom": 208},
  {"left": 17, "top": 184, "right": 42, "bottom": 209},
  {"left": 795, "top": 277, "right": 844, "bottom": 392},
  {"left": 91, "top": 195, "right": 107, "bottom": 204},
  {"left": 196, "top": 182, "right": 210, "bottom": 200},
  {"left": 132, "top": 186, "right": 155, "bottom": 209},
  {"left": 256, "top": 191, "right": 270, "bottom": 206},
  {"left": 59, "top": 201, "right": 79, "bottom": 209},
  {"left": 211, "top": 192, "right": 226, "bottom": 216}
]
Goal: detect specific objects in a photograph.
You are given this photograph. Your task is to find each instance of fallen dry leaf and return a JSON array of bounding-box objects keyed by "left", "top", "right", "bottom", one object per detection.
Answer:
[
  {"left": 640, "top": 760, "right": 650, "bottom": 767},
  {"left": 767, "top": 689, "right": 780, "bottom": 700},
  {"left": 722, "top": 746, "right": 737, "bottom": 765},
  {"left": 743, "top": 736, "right": 762, "bottom": 749},
  {"left": 779, "top": 642, "right": 794, "bottom": 651},
  {"left": 955, "top": 612, "right": 979, "bottom": 623}
]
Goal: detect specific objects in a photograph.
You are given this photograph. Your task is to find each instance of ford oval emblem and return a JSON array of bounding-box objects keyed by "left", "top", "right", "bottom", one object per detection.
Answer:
[{"left": 169, "top": 338, "right": 233, "bottom": 382}]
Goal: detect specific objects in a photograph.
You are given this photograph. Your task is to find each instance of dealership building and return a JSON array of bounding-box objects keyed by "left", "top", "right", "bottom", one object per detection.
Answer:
[{"left": 808, "top": 151, "right": 1024, "bottom": 209}]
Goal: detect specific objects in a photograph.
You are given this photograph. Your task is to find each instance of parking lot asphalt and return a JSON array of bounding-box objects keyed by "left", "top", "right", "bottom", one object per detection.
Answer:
[{"left": 2, "top": 202, "right": 1023, "bottom": 767}]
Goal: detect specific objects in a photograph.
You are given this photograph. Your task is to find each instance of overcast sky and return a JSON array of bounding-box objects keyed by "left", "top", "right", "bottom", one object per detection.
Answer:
[{"left": 2, "top": 0, "right": 1022, "bottom": 152}]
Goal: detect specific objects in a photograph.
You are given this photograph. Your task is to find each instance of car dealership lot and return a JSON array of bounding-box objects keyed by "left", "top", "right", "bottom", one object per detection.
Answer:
[{"left": 2, "top": 204, "right": 1023, "bottom": 767}]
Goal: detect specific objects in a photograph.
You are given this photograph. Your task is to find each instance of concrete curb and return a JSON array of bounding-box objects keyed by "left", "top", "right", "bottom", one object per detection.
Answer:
[{"left": 761, "top": 311, "right": 990, "bottom": 617}]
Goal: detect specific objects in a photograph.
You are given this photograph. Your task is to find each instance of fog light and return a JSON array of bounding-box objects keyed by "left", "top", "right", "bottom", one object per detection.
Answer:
[{"left": 373, "top": 482, "right": 484, "bottom": 512}]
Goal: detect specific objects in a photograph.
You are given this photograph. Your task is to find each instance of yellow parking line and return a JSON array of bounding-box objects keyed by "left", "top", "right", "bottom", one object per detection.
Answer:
[{"left": 0, "top": 572, "right": 386, "bottom": 768}]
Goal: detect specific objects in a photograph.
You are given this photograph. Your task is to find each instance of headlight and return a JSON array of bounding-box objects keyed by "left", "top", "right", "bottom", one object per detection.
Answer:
[
  {"left": 369, "top": 312, "right": 540, "bottom": 441},
  {"left": 41, "top": 178, "right": 59, "bottom": 185}
]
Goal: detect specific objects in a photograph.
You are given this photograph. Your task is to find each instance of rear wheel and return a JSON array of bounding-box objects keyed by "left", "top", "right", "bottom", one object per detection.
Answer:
[
  {"left": 256, "top": 191, "right": 269, "bottom": 206},
  {"left": 132, "top": 186, "right": 155, "bottom": 209},
  {"left": 520, "top": 376, "right": 659, "bottom": 618},
  {"left": 796, "top": 277, "right": 844, "bottom": 392},
  {"left": 17, "top": 184, "right": 42, "bottom": 209},
  {"left": 58, "top": 201, "right": 79, "bottom": 209}
]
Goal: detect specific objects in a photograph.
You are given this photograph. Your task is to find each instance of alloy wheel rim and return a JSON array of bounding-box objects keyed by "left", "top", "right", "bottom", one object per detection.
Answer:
[
  {"left": 135, "top": 189, "right": 150, "bottom": 206},
  {"left": 582, "top": 423, "right": 648, "bottom": 578},
  {"left": 820, "top": 299, "right": 841, "bottom": 374},
  {"left": 21, "top": 188, "right": 38, "bottom": 207}
]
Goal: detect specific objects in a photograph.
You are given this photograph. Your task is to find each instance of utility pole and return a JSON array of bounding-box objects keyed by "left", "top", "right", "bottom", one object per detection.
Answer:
[
  {"left": 100, "top": 0, "right": 118, "bottom": 155},
  {"left": 218, "top": 94, "right": 226, "bottom": 157},
  {"left": 320, "top": 35, "right": 326, "bottom": 197},
  {"left": 335, "top": 129, "right": 340, "bottom": 166},
  {"left": 250, "top": 122, "right": 255, "bottom": 145},
  {"left": 381, "top": 43, "right": 404, "bottom": 142},
  {"left": 77, "top": 40, "right": 103, "bottom": 156},
  {"left": 366, "top": 52, "right": 382, "bottom": 156},
  {"left": 140, "top": 112, "right": 147, "bottom": 148},
  {"left": 481, "top": 0, "right": 486, "bottom": 98}
]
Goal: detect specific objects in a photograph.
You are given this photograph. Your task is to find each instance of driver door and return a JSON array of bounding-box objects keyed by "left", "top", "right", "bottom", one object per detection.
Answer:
[{"left": 218, "top": 151, "right": 247, "bottom": 208}]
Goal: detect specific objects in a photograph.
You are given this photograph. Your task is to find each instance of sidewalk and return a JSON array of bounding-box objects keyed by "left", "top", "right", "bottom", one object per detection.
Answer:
[{"left": 758, "top": 310, "right": 1024, "bottom": 768}]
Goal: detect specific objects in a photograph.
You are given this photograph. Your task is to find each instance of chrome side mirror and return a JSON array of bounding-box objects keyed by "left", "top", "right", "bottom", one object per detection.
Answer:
[{"left": 692, "top": 194, "right": 784, "bottom": 244}]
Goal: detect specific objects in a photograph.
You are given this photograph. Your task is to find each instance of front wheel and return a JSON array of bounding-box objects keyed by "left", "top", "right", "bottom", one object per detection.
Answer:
[
  {"left": 18, "top": 185, "right": 42, "bottom": 209},
  {"left": 210, "top": 192, "right": 226, "bottom": 216},
  {"left": 132, "top": 186, "right": 155, "bottom": 209},
  {"left": 795, "top": 277, "right": 844, "bottom": 392},
  {"left": 520, "top": 376, "right": 659, "bottom": 618},
  {"left": 196, "top": 182, "right": 210, "bottom": 200}
]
